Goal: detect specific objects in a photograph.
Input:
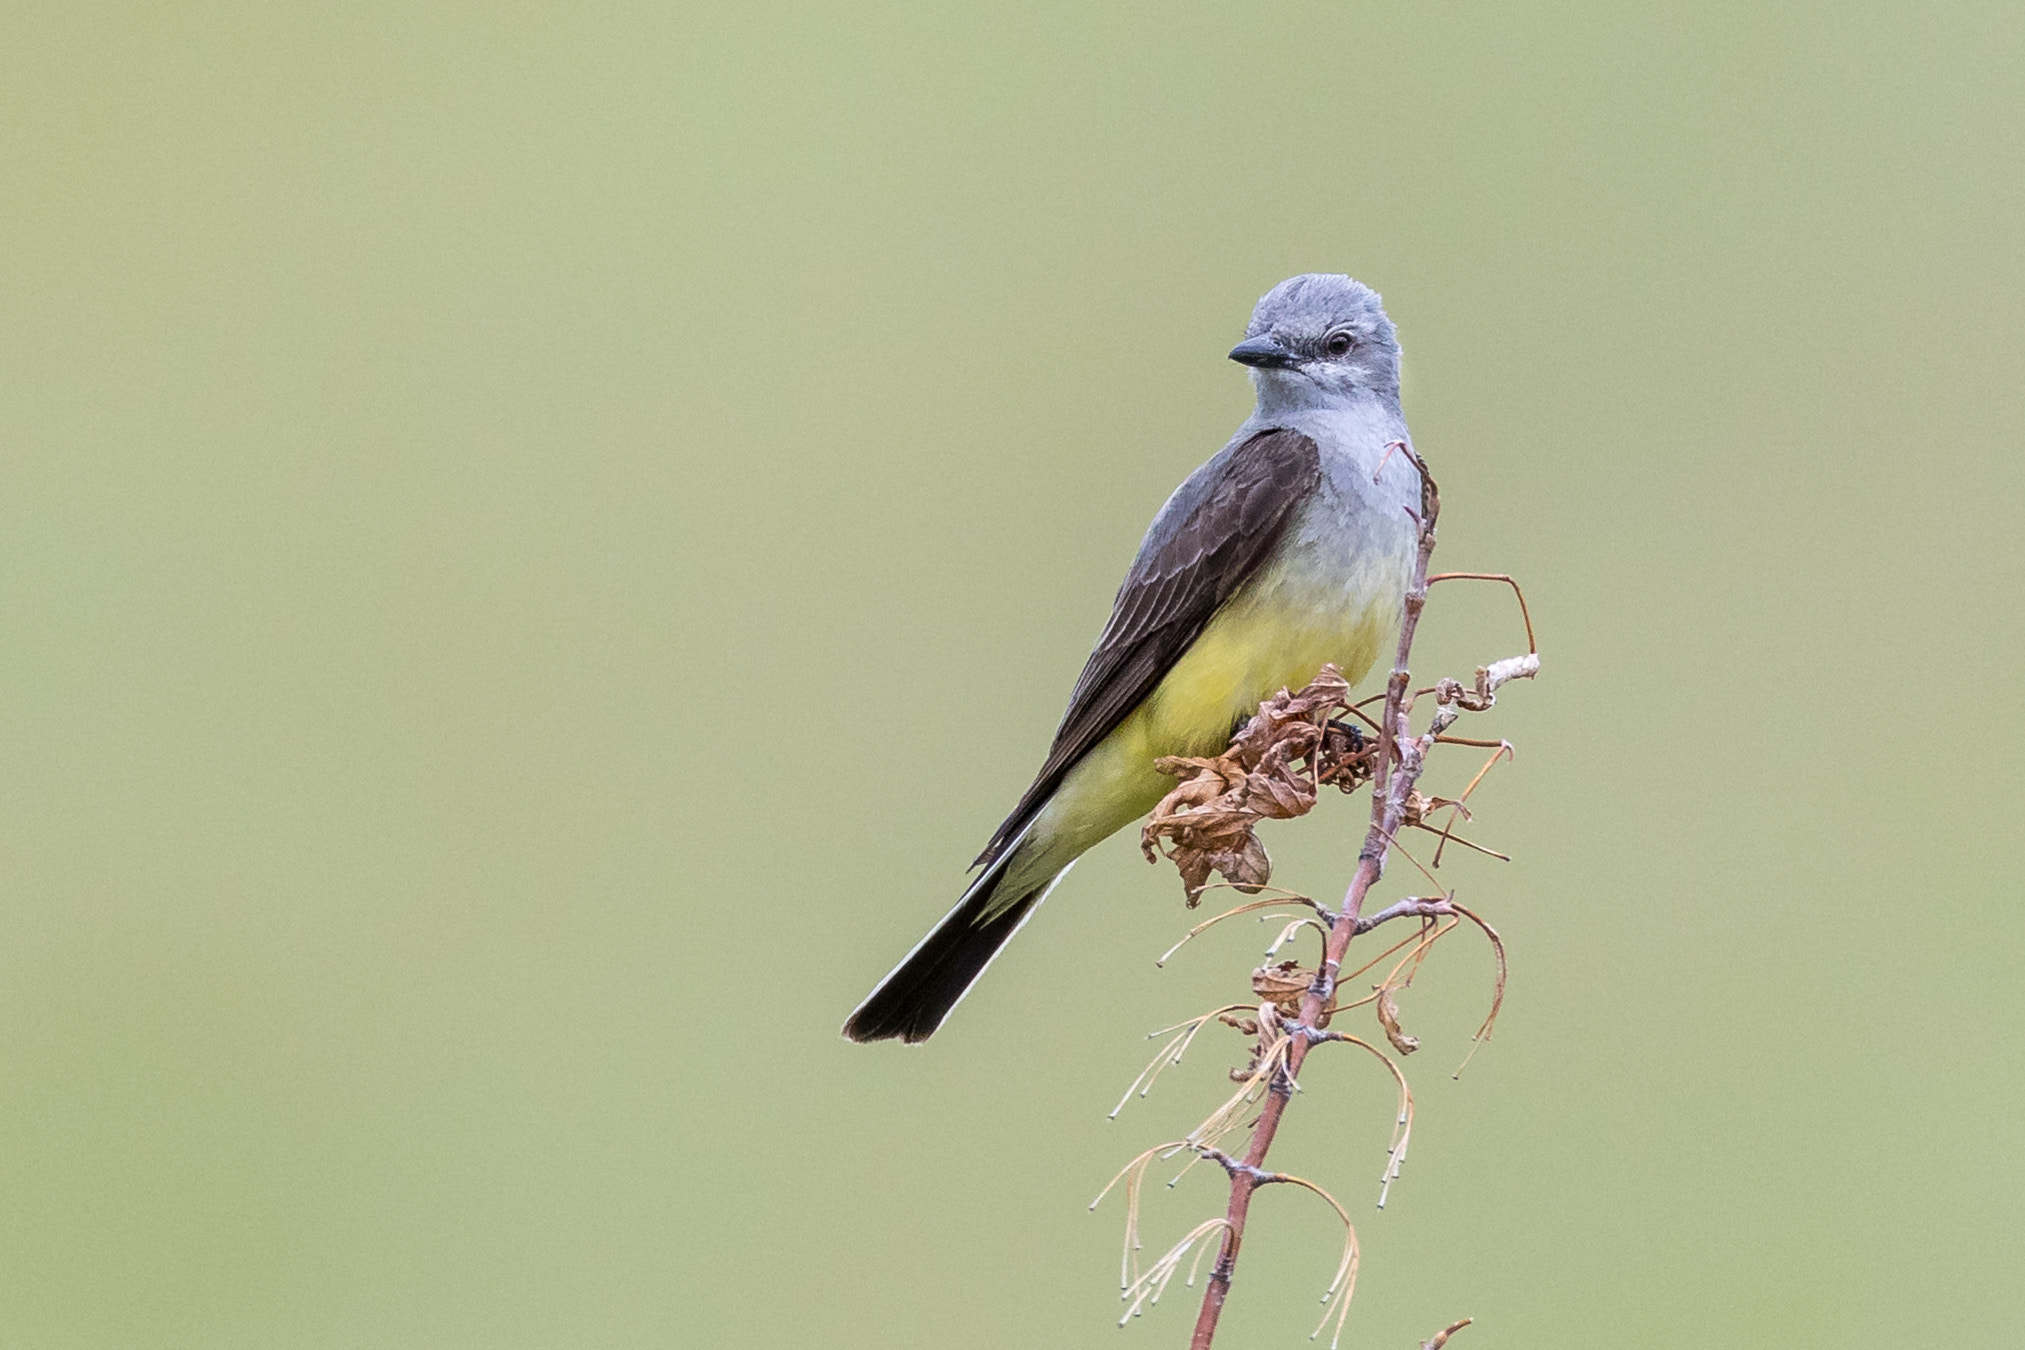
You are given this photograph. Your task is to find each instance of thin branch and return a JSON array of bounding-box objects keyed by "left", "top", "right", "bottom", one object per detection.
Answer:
[
  {"left": 1428, "top": 742, "right": 1515, "bottom": 866},
  {"left": 1156, "top": 893, "right": 1329, "bottom": 967},
  {"left": 1447, "top": 900, "right": 1508, "bottom": 1077},
  {"left": 1108, "top": 1005, "right": 1257, "bottom": 1118},
  {"left": 1375, "top": 825, "right": 1445, "bottom": 890},
  {"left": 1350, "top": 894, "right": 1507, "bottom": 1066},
  {"left": 1426, "top": 570, "right": 1537, "bottom": 653},
  {"left": 1263, "top": 916, "right": 1331, "bottom": 964},
  {"left": 1098, "top": 442, "right": 1537, "bottom": 1347},
  {"left": 1187, "top": 451, "right": 1446, "bottom": 1350},
  {"left": 1308, "top": 1030, "right": 1417, "bottom": 1207},
  {"left": 1120, "top": 1218, "right": 1232, "bottom": 1323},
  {"left": 1412, "top": 820, "right": 1511, "bottom": 864}
]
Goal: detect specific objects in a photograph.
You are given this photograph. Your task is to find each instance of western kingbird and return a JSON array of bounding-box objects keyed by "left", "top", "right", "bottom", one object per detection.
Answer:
[{"left": 844, "top": 274, "right": 1421, "bottom": 1043}]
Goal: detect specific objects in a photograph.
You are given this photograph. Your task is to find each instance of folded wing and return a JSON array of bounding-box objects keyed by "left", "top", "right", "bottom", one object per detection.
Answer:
[{"left": 973, "top": 427, "right": 1322, "bottom": 869}]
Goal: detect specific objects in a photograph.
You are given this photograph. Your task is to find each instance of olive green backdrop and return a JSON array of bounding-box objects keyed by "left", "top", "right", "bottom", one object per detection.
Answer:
[{"left": 3, "top": 2, "right": 2020, "bottom": 1346}]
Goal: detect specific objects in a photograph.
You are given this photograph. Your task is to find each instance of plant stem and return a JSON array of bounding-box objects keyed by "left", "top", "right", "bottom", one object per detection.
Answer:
[{"left": 1188, "top": 459, "right": 1441, "bottom": 1350}]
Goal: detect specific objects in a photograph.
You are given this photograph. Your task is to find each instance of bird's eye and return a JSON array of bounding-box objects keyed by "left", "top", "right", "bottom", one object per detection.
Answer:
[{"left": 1324, "top": 331, "right": 1356, "bottom": 357}]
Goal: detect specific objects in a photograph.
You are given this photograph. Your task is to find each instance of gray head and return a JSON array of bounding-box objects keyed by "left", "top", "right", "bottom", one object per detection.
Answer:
[{"left": 1228, "top": 274, "right": 1401, "bottom": 414}]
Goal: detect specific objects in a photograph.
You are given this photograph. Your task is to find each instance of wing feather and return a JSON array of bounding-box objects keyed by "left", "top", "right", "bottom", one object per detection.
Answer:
[{"left": 974, "top": 428, "right": 1322, "bottom": 867}]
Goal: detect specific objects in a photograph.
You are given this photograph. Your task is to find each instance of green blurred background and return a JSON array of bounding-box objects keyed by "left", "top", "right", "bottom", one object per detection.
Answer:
[{"left": 4, "top": 2, "right": 2020, "bottom": 1346}]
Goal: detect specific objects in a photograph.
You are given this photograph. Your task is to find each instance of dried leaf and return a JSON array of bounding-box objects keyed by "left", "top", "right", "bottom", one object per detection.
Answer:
[
  {"left": 1251, "top": 960, "right": 1311, "bottom": 1014},
  {"left": 1227, "top": 832, "right": 1272, "bottom": 893},
  {"left": 1423, "top": 1318, "right": 1473, "bottom": 1350},
  {"left": 1248, "top": 959, "right": 1335, "bottom": 1030},
  {"left": 1141, "top": 665, "right": 1362, "bottom": 903},
  {"left": 1375, "top": 988, "right": 1420, "bottom": 1055}
]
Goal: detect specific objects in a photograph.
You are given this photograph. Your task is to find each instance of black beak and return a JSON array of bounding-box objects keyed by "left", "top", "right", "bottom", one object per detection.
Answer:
[{"left": 1228, "top": 335, "right": 1298, "bottom": 370}]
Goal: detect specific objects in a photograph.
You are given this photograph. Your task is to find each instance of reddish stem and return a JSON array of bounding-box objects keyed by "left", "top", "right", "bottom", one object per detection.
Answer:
[{"left": 1188, "top": 461, "right": 1441, "bottom": 1350}]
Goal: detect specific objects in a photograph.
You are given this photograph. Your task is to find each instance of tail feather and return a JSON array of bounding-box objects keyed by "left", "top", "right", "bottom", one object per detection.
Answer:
[{"left": 842, "top": 864, "right": 1067, "bottom": 1044}]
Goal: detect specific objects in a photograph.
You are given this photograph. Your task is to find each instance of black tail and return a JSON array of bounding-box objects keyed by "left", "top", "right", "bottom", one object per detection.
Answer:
[{"left": 842, "top": 869, "right": 1052, "bottom": 1044}]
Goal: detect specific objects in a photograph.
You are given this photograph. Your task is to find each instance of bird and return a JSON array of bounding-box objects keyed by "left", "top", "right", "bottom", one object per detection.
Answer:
[{"left": 844, "top": 274, "right": 1423, "bottom": 1044}]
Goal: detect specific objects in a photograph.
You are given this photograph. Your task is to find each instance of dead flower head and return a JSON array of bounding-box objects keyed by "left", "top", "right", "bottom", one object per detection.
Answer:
[
  {"left": 1251, "top": 959, "right": 1333, "bottom": 1027},
  {"left": 1139, "top": 666, "right": 1375, "bottom": 904}
]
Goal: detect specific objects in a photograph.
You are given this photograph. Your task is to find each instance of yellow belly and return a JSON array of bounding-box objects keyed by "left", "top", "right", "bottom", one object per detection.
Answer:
[
  {"left": 1144, "top": 584, "right": 1391, "bottom": 755},
  {"left": 1005, "top": 583, "right": 1396, "bottom": 898}
]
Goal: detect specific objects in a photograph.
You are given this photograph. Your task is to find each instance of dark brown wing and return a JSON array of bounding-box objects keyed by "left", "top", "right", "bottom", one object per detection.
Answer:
[{"left": 974, "top": 428, "right": 1322, "bottom": 868}]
